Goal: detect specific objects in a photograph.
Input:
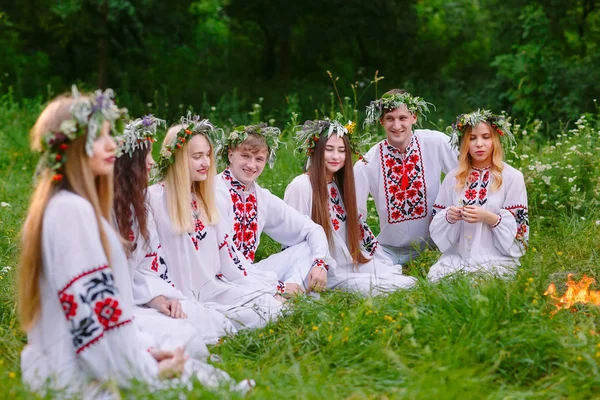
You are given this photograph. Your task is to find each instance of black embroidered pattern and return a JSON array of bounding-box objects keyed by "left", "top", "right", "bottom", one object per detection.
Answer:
[
  {"left": 358, "top": 215, "right": 378, "bottom": 257},
  {"left": 189, "top": 198, "right": 208, "bottom": 250},
  {"left": 58, "top": 265, "right": 131, "bottom": 354},
  {"left": 505, "top": 204, "right": 529, "bottom": 250}
]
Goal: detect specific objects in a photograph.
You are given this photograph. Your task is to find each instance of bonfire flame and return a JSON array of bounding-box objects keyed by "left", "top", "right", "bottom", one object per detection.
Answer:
[{"left": 544, "top": 274, "right": 600, "bottom": 315}]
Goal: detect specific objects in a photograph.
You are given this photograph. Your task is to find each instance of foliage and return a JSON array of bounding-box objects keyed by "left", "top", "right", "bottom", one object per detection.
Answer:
[
  {"left": 1, "top": 90, "right": 600, "bottom": 397},
  {"left": 1, "top": 1, "right": 599, "bottom": 131}
]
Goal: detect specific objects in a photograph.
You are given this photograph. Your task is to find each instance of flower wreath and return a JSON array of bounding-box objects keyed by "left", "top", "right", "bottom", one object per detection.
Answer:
[
  {"left": 447, "top": 109, "right": 515, "bottom": 150},
  {"left": 364, "top": 92, "right": 432, "bottom": 127},
  {"left": 294, "top": 114, "right": 370, "bottom": 165},
  {"left": 116, "top": 114, "right": 165, "bottom": 158},
  {"left": 150, "top": 112, "right": 222, "bottom": 183},
  {"left": 218, "top": 123, "right": 283, "bottom": 168},
  {"left": 36, "top": 85, "right": 127, "bottom": 183}
]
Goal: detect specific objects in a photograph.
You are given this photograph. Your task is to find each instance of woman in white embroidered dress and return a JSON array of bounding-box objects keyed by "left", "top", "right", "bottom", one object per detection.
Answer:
[
  {"left": 147, "top": 115, "right": 283, "bottom": 330},
  {"left": 284, "top": 119, "right": 417, "bottom": 295},
  {"left": 428, "top": 110, "right": 529, "bottom": 281},
  {"left": 18, "top": 90, "right": 187, "bottom": 398},
  {"left": 113, "top": 115, "right": 236, "bottom": 344}
]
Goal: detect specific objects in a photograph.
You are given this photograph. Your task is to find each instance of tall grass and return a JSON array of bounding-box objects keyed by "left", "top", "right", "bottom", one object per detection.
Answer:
[{"left": 0, "top": 92, "right": 599, "bottom": 398}]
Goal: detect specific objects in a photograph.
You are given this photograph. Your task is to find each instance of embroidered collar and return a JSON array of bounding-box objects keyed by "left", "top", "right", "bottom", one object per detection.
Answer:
[
  {"left": 471, "top": 165, "right": 492, "bottom": 172},
  {"left": 384, "top": 134, "right": 415, "bottom": 155},
  {"left": 222, "top": 167, "right": 252, "bottom": 192}
]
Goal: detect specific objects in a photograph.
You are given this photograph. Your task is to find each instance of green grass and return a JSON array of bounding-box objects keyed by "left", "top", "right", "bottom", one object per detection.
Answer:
[{"left": 1, "top": 95, "right": 600, "bottom": 399}]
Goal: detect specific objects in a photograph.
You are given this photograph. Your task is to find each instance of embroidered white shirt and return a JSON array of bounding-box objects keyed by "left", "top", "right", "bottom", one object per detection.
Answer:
[{"left": 354, "top": 129, "right": 458, "bottom": 250}]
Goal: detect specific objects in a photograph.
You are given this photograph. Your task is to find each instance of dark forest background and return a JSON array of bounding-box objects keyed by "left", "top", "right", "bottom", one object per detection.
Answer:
[{"left": 1, "top": 0, "right": 599, "bottom": 135}]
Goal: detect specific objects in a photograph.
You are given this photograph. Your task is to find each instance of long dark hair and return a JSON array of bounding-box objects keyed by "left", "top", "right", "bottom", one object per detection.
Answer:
[
  {"left": 307, "top": 133, "right": 368, "bottom": 265},
  {"left": 114, "top": 146, "right": 151, "bottom": 254}
]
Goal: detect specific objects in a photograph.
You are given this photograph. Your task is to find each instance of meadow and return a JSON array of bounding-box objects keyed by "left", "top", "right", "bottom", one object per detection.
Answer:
[{"left": 0, "top": 90, "right": 599, "bottom": 399}]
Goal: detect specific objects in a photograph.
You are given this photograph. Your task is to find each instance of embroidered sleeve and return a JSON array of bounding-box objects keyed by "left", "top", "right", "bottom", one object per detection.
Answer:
[
  {"left": 58, "top": 265, "right": 131, "bottom": 354},
  {"left": 129, "top": 212, "right": 183, "bottom": 305},
  {"left": 217, "top": 232, "right": 249, "bottom": 279},
  {"left": 503, "top": 205, "right": 529, "bottom": 250},
  {"left": 429, "top": 173, "right": 461, "bottom": 252},
  {"left": 44, "top": 193, "right": 158, "bottom": 386},
  {"left": 358, "top": 214, "right": 378, "bottom": 259},
  {"left": 311, "top": 258, "right": 329, "bottom": 272},
  {"left": 491, "top": 168, "right": 529, "bottom": 257}
]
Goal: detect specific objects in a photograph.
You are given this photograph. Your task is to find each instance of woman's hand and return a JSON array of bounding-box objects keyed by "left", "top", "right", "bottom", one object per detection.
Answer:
[
  {"left": 283, "top": 282, "right": 305, "bottom": 297},
  {"left": 150, "top": 347, "right": 188, "bottom": 380},
  {"left": 307, "top": 267, "right": 327, "bottom": 293},
  {"left": 462, "top": 205, "right": 499, "bottom": 225},
  {"left": 146, "top": 296, "right": 187, "bottom": 319},
  {"left": 446, "top": 206, "right": 463, "bottom": 223}
]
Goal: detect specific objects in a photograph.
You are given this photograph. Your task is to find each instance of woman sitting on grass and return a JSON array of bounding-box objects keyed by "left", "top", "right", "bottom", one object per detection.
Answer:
[
  {"left": 428, "top": 110, "right": 529, "bottom": 281},
  {"left": 147, "top": 114, "right": 283, "bottom": 330},
  {"left": 18, "top": 88, "right": 187, "bottom": 398},
  {"left": 113, "top": 115, "right": 236, "bottom": 344},
  {"left": 284, "top": 119, "right": 417, "bottom": 295}
]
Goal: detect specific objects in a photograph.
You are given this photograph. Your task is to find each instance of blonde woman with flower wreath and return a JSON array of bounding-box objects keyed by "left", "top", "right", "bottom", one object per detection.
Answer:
[
  {"left": 215, "top": 123, "right": 332, "bottom": 295},
  {"left": 427, "top": 110, "right": 529, "bottom": 281},
  {"left": 284, "top": 119, "right": 417, "bottom": 294},
  {"left": 113, "top": 115, "right": 236, "bottom": 345},
  {"left": 18, "top": 88, "right": 187, "bottom": 398},
  {"left": 354, "top": 89, "right": 458, "bottom": 265},
  {"left": 147, "top": 114, "right": 283, "bottom": 330}
]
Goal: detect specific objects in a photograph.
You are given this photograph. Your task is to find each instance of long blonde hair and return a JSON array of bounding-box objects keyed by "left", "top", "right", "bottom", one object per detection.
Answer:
[
  {"left": 19, "top": 95, "right": 114, "bottom": 331},
  {"left": 455, "top": 122, "right": 504, "bottom": 191},
  {"left": 162, "top": 124, "right": 218, "bottom": 234}
]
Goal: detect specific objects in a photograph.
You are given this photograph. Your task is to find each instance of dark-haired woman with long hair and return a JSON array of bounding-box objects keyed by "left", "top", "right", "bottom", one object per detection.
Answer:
[
  {"left": 113, "top": 116, "right": 236, "bottom": 345},
  {"left": 284, "top": 120, "right": 416, "bottom": 295}
]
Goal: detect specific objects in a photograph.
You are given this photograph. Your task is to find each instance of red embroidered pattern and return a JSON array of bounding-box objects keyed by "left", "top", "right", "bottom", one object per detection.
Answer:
[
  {"left": 222, "top": 168, "right": 259, "bottom": 262},
  {"left": 189, "top": 198, "right": 207, "bottom": 251},
  {"left": 379, "top": 138, "right": 428, "bottom": 224},
  {"left": 60, "top": 293, "right": 78, "bottom": 319},
  {"left": 219, "top": 233, "right": 248, "bottom": 276},
  {"left": 311, "top": 258, "right": 329, "bottom": 272},
  {"left": 463, "top": 168, "right": 490, "bottom": 206},
  {"left": 57, "top": 265, "right": 132, "bottom": 354},
  {"left": 504, "top": 204, "right": 529, "bottom": 250},
  {"left": 94, "top": 298, "right": 123, "bottom": 329},
  {"left": 277, "top": 281, "right": 286, "bottom": 294},
  {"left": 328, "top": 184, "right": 346, "bottom": 231}
]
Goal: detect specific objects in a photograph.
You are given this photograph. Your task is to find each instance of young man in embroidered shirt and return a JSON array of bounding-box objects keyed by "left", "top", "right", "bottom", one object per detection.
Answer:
[
  {"left": 354, "top": 89, "right": 458, "bottom": 265},
  {"left": 215, "top": 124, "right": 332, "bottom": 295}
]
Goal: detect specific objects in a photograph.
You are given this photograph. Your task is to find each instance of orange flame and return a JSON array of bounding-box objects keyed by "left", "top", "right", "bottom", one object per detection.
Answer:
[{"left": 544, "top": 274, "right": 600, "bottom": 315}]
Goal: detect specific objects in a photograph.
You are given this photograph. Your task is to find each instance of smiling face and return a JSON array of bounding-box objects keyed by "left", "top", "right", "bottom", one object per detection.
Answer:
[
  {"left": 323, "top": 134, "right": 346, "bottom": 181},
  {"left": 228, "top": 145, "right": 268, "bottom": 187},
  {"left": 187, "top": 134, "right": 211, "bottom": 182},
  {"left": 89, "top": 121, "right": 117, "bottom": 177},
  {"left": 380, "top": 105, "right": 417, "bottom": 151},
  {"left": 468, "top": 122, "right": 494, "bottom": 168}
]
